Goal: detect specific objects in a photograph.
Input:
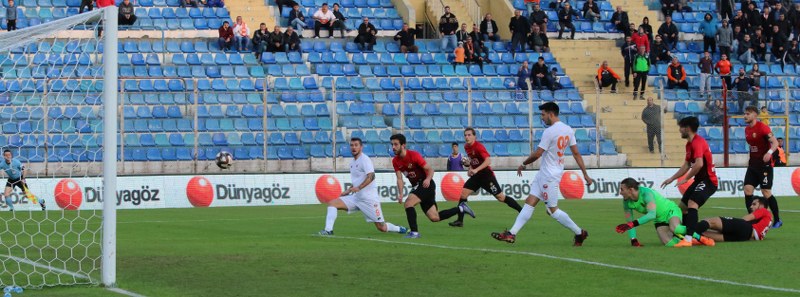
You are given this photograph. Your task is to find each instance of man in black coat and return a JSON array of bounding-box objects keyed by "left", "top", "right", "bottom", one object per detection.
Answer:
[
  {"left": 509, "top": 10, "right": 530, "bottom": 53},
  {"left": 355, "top": 17, "right": 377, "bottom": 51}
]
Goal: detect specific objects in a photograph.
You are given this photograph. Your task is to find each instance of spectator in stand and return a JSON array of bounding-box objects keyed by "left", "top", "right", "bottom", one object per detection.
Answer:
[
  {"left": 268, "top": 26, "right": 285, "bottom": 52},
  {"left": 252, "top": 23, "right": 270, "bottom": 58},
  {"left": 557, "top": 3, "right": 579, "bottom": 39},
  {"left": 596, "top": 61, "right": 620, "bottom": 93},
  {"left": 481, "top": 13, "right": 500, "bottom": 42},
  {"left": 456, "top": 23, "right": 470, "bottom": 43},
  {"left": 717, "top": 19, "right": 733, "bottom": 58},
  {"left": 661, "top": 0, "right": 676, "bottom": 18},
  {"left": 233, "top": 16, "right": 251, "bottom": 51},
  {"left": 394, "top": 23, "right": 418, "bottom": 53},
  {"left": 355, "top": 17, "right": 377, "bottom": 51},
  {"left": 737, "top": 34, "right": 757, "bottom": 64},
  {"left": 771, "top": 24, "right": 789, "bottom": 62},
  {"left": 5, "top": 0, "right": 16, "bottom": 31},
  {"left": 79, "top": 0, "right": 93, "bottom": 13},
  {"left": 770, "top": 3, "right": 787, "bottom": 22},
  {"left": 218, "top": 21, "right": 234, "bottom": 51},
  {"left": 454, "top": 42, "right": 465, "bottom": 64},
  {"left": 331, "top": 3, "right": 347, "bottom": 38},
  {"left": 582, "top": 0, "right": 600, "bottom": 22},
  {"left": 632, "top": 46, "right": 650, "bottom": 100},
  {"left": 275, "top": 0, "right": 297, "bottom": 15},
  {"left": 524, "top": 0, "right": 539, "bottom": 14},
  {"left": 666, "top": 57, "right": 689, "bottom": 90},
  {"left": 732, "top": 25, "right": 744, "bottom": 50},
  {"left": 752, "top": 27, "right": 767, "bottom": 61},
  {"left": 641, "top": 97, "right": 661, "bottom": 153},
  {"left": 699, "top": 13, "right": 718, "bottom": 53},
  {"left": 640, "top": 17, "right": 654, "bottom": 42},
  {"left": 658, "top": 16, "right": 679, "bottom": 50},
  {"left": 469, "top": 24, "right": 490, "bottom": 60},
  {"left": 548, "top": 67, "right": 563, "bottom": 90},
  {"left": 706, "top": 99, "right": 724, "bottom": 124},
  {"left": 517, "top": 61, "right": 530, "bottom": 90},
  {"left": 715, "top": 54, "right": 733, "bottom": 91},
  {"left": 284, "top": 27, "right": 301, "bottom": 52},
  {"left": 181, "top": 0, "right": 198, "bottom": 8},
  {"left": 749, "top": 64, "right": 764, "bottom": 103},
  {"left": 789, "top": 4, "right": 800, "bottom": 38},
  {"left": 732, "top": 11, "right": 749, "bottom": 33},
  {"left": 288, "top": 4, "right": 307, "bottom": 37},
  {"left": 439, "top": 6, "right": 459, "bottom": 51},
  {"left": 760, "top": 106, "right": 770, "bottom": 125},
  {"left": 698, "top": 51, "right": 714, "bottom": 97},
  {"left": 529, "top": 4, "right": 548, "bottom": 33},
  {"left": 631, "top": 26, "right": 650, "bottom": 53},
  {"left": 447, "top": 143, "right": 464, "bottom": 171},
  {"left": 773, "top": 138, "right": 787, "bottom": 166},
  {"left": 463, "top": 36, "right": 484, "bottom": 68},
  {"left": 531, "top": 56, "right": 551, "bottom": 90},
  {"left": 733, "top": 67, "right": 757, "bottom": 110},
  {"left": 747, "top": 4, "right": 763, "bottom": 30},
  {"left": 777, "top": 13, "right": 791, "bottom": 34},
  {"left": 510, "top": 10, "right": 530, "bottom": 53},
  {"left": 741, "top": 0, "right": 754, "bottom": 16},
  {"left": 720, "top": 0, "right": 734, "bottom": 21},
  {"left": 118, "top": 0, "right": 137, "bottom": 26},
  {"left": 205, "top": 0, "right": 224, "bottom": 8},
  {"left": 760, "top": 8, "right": 772, "bottom": 38},
  {"left": 621, "top": 35, "right": 637, "bottom": 87},
  {"left": 651, "top": 35, "right": 671, "bottom": 63},
  {"left": 313, "top": 3, "right": 336, "bottom": 38},
  {"left": 785, "top": 40, "right": 800, "bottom": 64},
  {"left": 611, "top": 6, "right": 630, "bottom": 36},
  {"left": 527, "top": 24, "right": 550, "bottom": 53}
]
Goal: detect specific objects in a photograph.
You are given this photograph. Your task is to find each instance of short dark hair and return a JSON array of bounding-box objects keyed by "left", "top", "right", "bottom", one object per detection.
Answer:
[
  {"left": 620, "top": 178, "right": 639, "bottom": 189},
  {"left": 2, "top": 150, "right": 10, "bottom": 154},
  {"left": 464, "top": 127, "right": 476, "bottom": 136},
  {"left": 753, "top": 196, "right": 769, "bottom": 209},
  {"left": 451, "top": 142, "right": 458, "bottom": 147},
  {"left": 333, "top": 3, "right": 339, "bottom": 7},
  {"left": 538, "top": 56, "right": 544, "bottom": 61},
  {"left": 678, "top": 116, "right": 700, "bottom": 132},
  {"left": 322, "top": 2, "right": 328, "bottom": 6},
  {"left": 223, "top": 21, "right": 229, "bottom": 24},
  {"left": 778, "top": 137, "right": 784, "bottom": 140},
  {"left": 260, "top": 22, "right": 266, "bottom": 26},
  {"left": 744, "top": 106, "right": 759, "bottom": 113},
  {"left": 350, "top": 137, "right": 362, "bottom": 145},
  {"left": 390, "top": 134, "right": 406, "bottom": 145},
  {"left": 538, "top": 101, "right": 559, "bottom": 116}
]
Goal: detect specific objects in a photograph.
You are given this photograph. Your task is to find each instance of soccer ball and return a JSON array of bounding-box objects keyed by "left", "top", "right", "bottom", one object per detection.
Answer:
[
  {"left": 215, "top": 151, "right": 233, "bottom": 169},
  {"left": 461, "top": 156, "right": 471, "bottom": 167}
]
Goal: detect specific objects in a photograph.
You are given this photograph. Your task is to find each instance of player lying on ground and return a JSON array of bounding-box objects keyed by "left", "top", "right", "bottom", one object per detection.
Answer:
[
  {"left": 696, "top": 196, "right": 773, "bottom": 242},
  {"left": 390, "top": 134, "right": 469, "bottom": 238},
  {"left": 0, "top": 150, "right": 45, "bottom": 211},
  {"left": 491, "top": 102, "right": 593, "bottom": 246},
  {"left": 319, "top": 138, "right": 407, "bottom": 235},
  {"left": 741, "top": 106, "right": 782, "bottom": 228},
  {"left": 615, "top": 178, "right": 714, "bottom": 247}
]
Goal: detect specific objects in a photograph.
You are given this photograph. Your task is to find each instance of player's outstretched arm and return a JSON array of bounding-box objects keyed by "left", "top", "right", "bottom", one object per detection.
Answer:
[
  {"left": 678, "top": 157, "right": 704, "bottom": 185},
  {"left": 394, "top": 171, "right": 405, "bottom": 204},
  {"left": 422, "top": 164, "right": 434, "bottom": 188},
  {"left": 569, "top": 145, "right": 593, "bottom": 185},
  {"left": 662, "top": 161, "right": 690, "bottom": 188},
  {"left": 518, "top": 148, "right": 544, "bottom": 176}
]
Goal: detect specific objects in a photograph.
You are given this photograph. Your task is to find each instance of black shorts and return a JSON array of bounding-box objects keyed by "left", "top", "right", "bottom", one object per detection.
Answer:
[
  {"left": 744, "top": 165, "right": 773, "bottom": 190},
  {"left": 680, "top": 178, "right": 717, "bottom": 208},
  {"left": 463, "top": 170, "right": 503, "bottom": 197},
  {"left": 5, "top": 178, "right": 26, "bottom": 192},
  {"left": 410, "top": 180, "right": 437, "bottom": 213},
  {"left": 719, "top": 216, "right": 754, "bottom": 242}
]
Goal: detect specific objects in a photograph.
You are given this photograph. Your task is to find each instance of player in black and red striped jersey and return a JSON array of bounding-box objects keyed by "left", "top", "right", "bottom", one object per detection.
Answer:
[
  {"left": 449, "top": 127, "right": 523, "bottom": 227},
  {"left": 661, "top": 116, "right": 718, "bottom": 248},
  {"left": 390, "top": 134, "right": 466, "bottom": 238},
  {"left": 742, "top": 106, "right": 782, "bottom": 228},
  {"left": 696, "top": 196, "right": 773, "bottom": 242}
]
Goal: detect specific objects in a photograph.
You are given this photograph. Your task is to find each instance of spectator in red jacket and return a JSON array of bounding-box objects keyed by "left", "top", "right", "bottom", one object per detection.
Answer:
[
  {"left": 631, "top": 26, "right": 650, "bottom": 53},
  {"left": 218, "top": 21, "right": 234, "bottom": 51}
]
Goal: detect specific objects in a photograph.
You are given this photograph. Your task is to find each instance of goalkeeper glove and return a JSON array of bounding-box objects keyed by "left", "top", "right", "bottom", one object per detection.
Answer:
[
  {"left": 615, "top": 221, "right": 638, "bottom": 233},
  {"left": 631, "top": 238, "right": 642, "bottom": 247}
]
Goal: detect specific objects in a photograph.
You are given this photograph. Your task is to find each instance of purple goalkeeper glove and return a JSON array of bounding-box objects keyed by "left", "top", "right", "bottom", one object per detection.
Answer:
[
  {"left": 615, "top": 221, "right": 638, "bottom": 233},
  {"left": 631, "top": 238, "right": 642, "bottom": 247}
]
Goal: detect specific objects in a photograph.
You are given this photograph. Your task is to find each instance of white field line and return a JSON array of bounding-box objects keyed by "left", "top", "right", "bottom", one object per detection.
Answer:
[{"left": 106, "top": 287, "right": 147, "bottom": 297}]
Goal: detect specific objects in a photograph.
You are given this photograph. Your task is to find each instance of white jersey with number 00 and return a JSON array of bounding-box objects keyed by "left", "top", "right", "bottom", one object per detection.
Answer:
[
  {"left": 537, "top": 121, "right": 577, "bottom": 180},
  {"left": 350, "top": 153, "right": 378, "bottom": 200}
]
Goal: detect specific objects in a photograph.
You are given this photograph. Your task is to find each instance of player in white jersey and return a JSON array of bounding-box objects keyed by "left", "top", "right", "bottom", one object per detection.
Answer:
[
  {"left": 319, "top": 138, "right": 407, "bottom": 235},
  {"left": 491, "top": 102, "right": 595, "bottom": 246}
]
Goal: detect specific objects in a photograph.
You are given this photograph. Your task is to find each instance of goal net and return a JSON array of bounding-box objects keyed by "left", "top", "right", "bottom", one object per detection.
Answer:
[{"left": 0, "top": 7, "right": 117, "bottom": 289}]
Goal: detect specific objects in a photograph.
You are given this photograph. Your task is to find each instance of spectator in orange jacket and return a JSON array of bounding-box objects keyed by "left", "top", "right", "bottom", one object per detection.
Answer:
[
  {"left": 596, "top": 60, "right": 620, "bottom": 92},
  {"left": 666, "top": 57, "right": 689, "bottom": 89},
  {"left": 454, "top": 42, "right": 465, "bottom": 64}
]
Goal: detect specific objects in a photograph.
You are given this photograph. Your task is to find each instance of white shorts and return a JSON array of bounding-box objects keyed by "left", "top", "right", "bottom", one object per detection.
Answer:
[
  {"left": 528, "top": 175, "right": 560, "bottom": 208},
  {"left": 340, "top": 195, "right": 384, "bottom": 223}
]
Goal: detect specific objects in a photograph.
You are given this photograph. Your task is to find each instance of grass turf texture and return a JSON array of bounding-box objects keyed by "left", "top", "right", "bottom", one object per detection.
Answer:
[{"left": 11, "top": 196, "right": 800, "bottom": 297}]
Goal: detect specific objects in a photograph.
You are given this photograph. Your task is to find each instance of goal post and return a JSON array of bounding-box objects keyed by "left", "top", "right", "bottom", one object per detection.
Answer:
[{"left": 101, "top": 6, "right": 118, "bottom": 288}]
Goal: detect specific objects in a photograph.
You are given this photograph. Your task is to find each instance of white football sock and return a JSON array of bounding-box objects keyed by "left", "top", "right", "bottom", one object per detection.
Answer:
[
  {"left": 385, "top": 222, "right": 401, "bottom": 233},
  {"left": 324, "top": 206, "right": 338, "bottom": 232},
  {"left": 551, "top": 209, "right": 581, "bottom": 235},
  {"left": 684, "top": 235, "right": 692, "bottom": 243},
  {"left": 509, "top": 204, "right": 535, "bottom": 234}
]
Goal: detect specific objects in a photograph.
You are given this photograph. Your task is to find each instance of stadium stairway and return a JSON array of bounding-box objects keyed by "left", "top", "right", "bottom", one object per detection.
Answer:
[
  {"left": 551, "top": 39, "right": 684, "bottom": 167},
  {"left": 225, "top": 0, "right": 277, "bottom": 30}
]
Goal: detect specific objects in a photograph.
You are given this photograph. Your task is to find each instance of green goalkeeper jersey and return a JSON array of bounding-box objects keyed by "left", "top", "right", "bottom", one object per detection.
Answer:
[{"left": 622, "top": 186, "right": 681, "bottom": 239}]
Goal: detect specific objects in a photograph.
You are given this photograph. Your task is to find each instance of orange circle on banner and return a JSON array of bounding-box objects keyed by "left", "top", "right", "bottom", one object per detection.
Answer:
[
  {"left": 560, "top": 171, "right": 584, "bottom": 199},
  {"left": 441, "top": 173, "right": 465, "bottom": 201},
  {"left": 186, "top": 176, "right": 214, "bottom": 207},
  {"left": 677, "top": 176, "right": 694, "bottom": 195},
  {"left": 315, "top": 175, "right": 341, "bottom": 203},
  {"left": 54, "top": 179, "right": 82, "bottom": 210},
  {"left": 792, "top": 168, "right": 800, "bottom": 195}
]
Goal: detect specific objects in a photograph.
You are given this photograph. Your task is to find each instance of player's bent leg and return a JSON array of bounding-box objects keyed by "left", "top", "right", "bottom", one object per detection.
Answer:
[
  {"left": 404, "top": 194, "right": 422, "bottom": 236},
  {"left": 320, "top": 198, "right": 351, "bottom": 235},
  {"left": 3, "top": 186, "right": 13, "bottom": 211},
  {"left": 701, "top": 230, "right": 725, "bottom": 242},
  {"left": 404, "top": 195, "right": 421, "bottom": 209},
  {"left": 547, "top": 206, "right": 587, "bottom": 246},
  {"left": 327, "top": 198, "right": 349, "bottom": 210},
  {"left": 743, "top": 185, "right": 755, "bottom": 213},
  {"left": 656, "top": 226, "right": 675, "bottom": 245},
  {"left": 496, "top": 192, "right": 522, "bottom": 212},
  {"left": 451, "top": 188, "right": 475, "bottom": 226},
  {"left": 425, "top": 205, "right": 441, "bottom": 222}
]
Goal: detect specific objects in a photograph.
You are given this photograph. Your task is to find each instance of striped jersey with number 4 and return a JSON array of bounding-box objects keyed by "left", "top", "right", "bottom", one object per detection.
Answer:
[{"left": 538, "top": 121, "right": 577, "bottom": 180}]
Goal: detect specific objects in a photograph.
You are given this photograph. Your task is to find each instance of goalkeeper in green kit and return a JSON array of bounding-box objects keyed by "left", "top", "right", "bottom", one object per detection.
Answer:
[{"left": 615, "top": 178, "right": 715, "bottom": 247}]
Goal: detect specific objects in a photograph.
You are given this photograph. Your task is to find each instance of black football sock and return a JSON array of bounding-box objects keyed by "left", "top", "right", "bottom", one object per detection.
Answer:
[
  {"left": 768, "top": 196, "right": 781, "bottom": 222},
  {"left": 405, "top": 207, "right": 418, "bottom": 232},
  {"left": 684, "top": 209, "right": 698, "bottom": 240},
  {"left": 744, "top": 195, "right": 754, "bottom": 213},
  {"left": 455, "top": 199, "right": 467, "bottom": 222},
  {"left": 695, "top": 220, "right": 710, "bottom": 234},
  {"left": 504, "top": 197, "right": 522, "bottom": 212},
  {"left": 438, "top": 207, "right": 460, "bottom": 221}
]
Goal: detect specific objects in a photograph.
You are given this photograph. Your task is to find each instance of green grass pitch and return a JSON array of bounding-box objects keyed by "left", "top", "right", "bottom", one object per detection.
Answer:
[{"left": 11, "top": 196, "right": 800, "bottom": 296}]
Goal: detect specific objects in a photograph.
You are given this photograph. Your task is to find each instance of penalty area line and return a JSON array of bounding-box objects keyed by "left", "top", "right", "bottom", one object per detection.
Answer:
[
  {"left": 710, "top": 206, "right": 800, "bottom": 213},
  {"left": 106, "top": 287, "right": 148, "bottom": 297},
  {"left": 325, "top": 235, "right": 800, "bottom": 294}
]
